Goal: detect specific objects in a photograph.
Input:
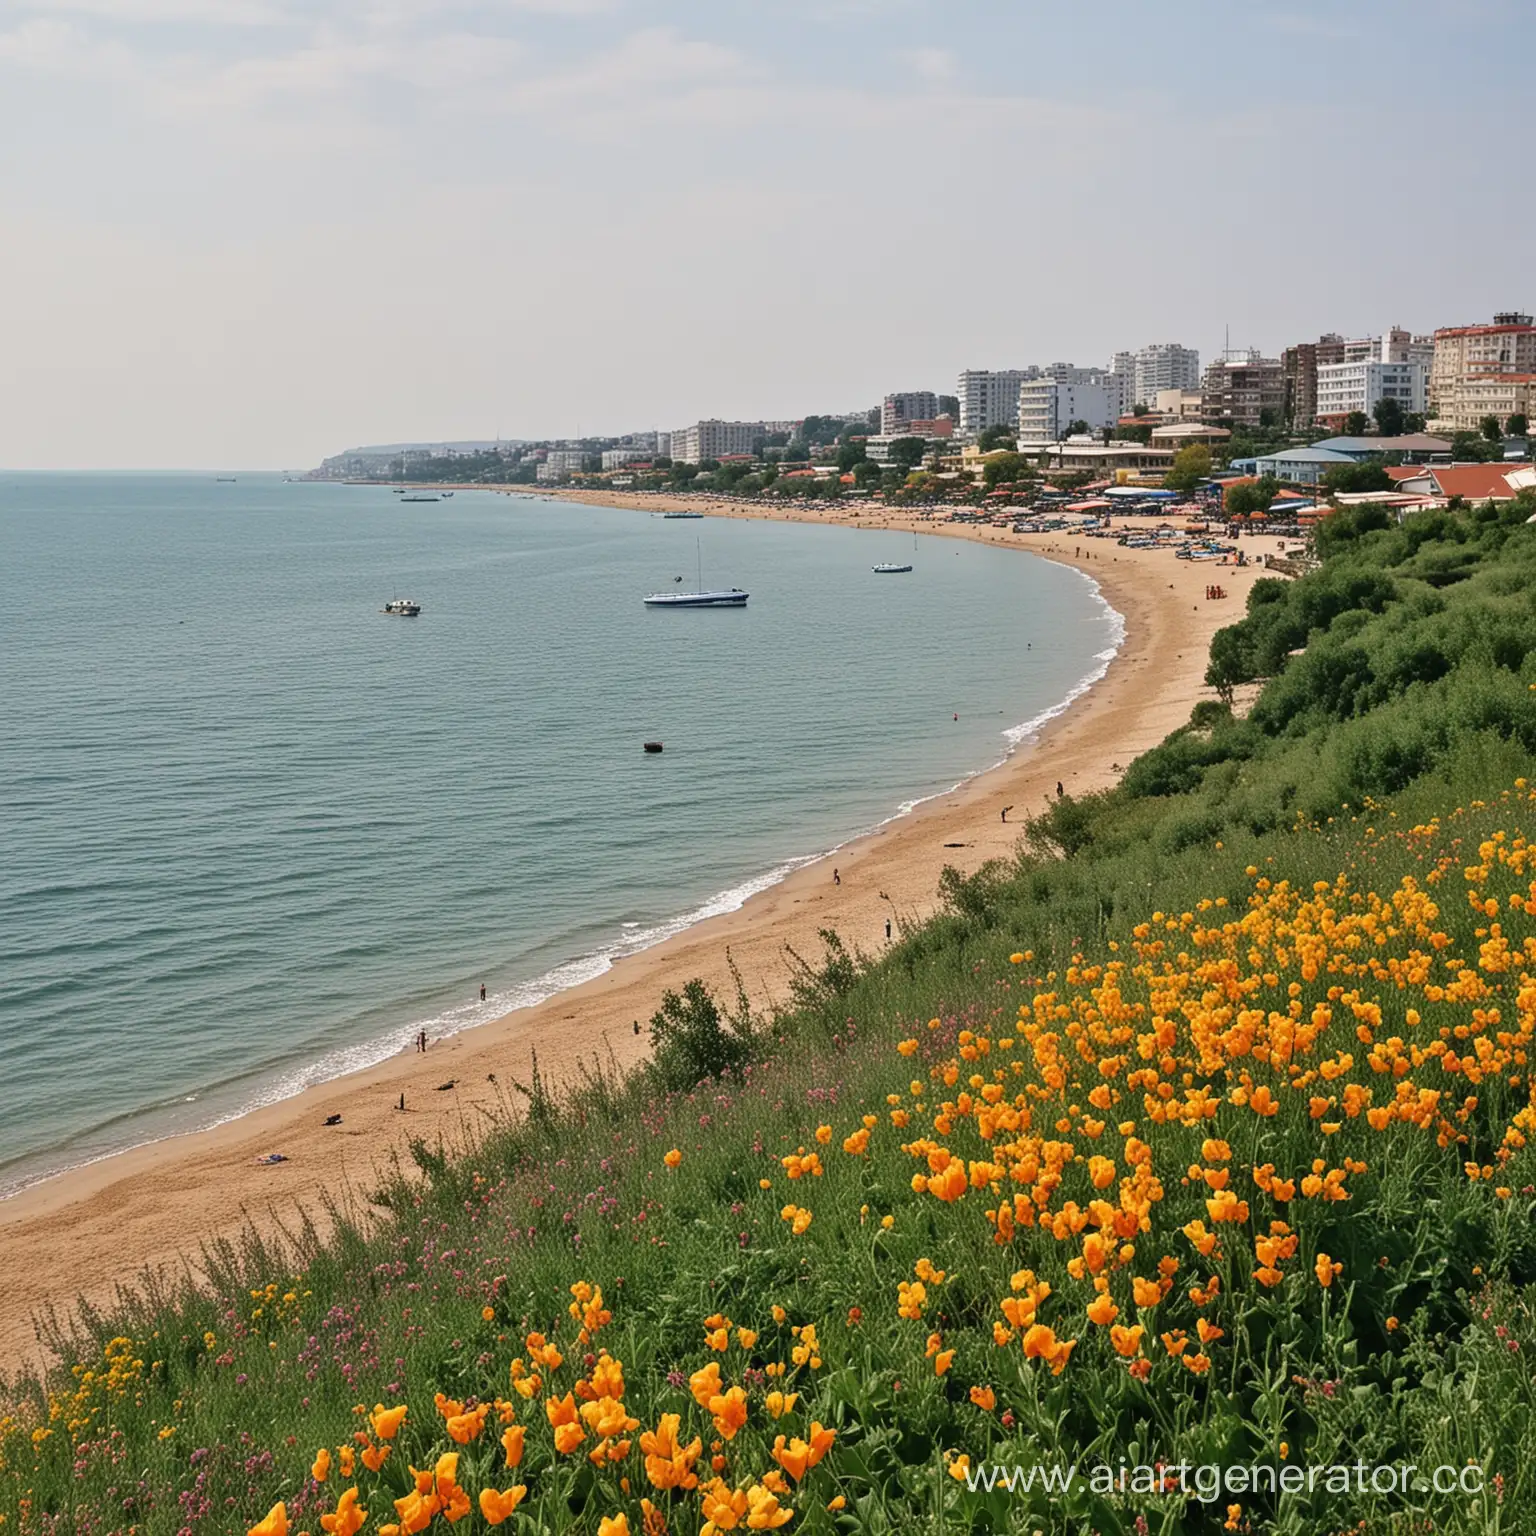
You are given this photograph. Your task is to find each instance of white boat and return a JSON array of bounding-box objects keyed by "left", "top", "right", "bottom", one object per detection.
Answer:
[
  {"left": 872, "top": 562, "right": 913, "bottom": 574},
  {"left": 645, "top": 541, "right": 747, "bottom": 607},
  {"left": 382, "top": 598, "right": 422, "bottom": 616},
  {"left": 661, "top": 510, "right": 704, "bottom": 519}
]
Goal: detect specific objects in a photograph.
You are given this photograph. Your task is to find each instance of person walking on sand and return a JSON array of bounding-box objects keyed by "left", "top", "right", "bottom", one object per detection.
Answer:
[
  {"left": 833, "top": 868, "right": 841, "bottom": 886},
  {"left": 885, "top": 918, "right": 892, "bottom": 941},
  {"left": 1057, "top": 781, "right": 1064, "bottom": 798},
  {"left": 1001, "top": 805, "right": 1013, "bottom": 823}
]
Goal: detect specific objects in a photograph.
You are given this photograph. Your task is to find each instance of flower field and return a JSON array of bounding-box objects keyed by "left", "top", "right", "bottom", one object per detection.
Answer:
[{"left": 5, "top": 505, "right": 1536, "bottom": 1534}]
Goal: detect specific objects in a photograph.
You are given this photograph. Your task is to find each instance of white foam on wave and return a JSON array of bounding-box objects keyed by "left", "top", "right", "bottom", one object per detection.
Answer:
[{"left": 0, "top": 555, "right": 1128, "bottom": 1202}]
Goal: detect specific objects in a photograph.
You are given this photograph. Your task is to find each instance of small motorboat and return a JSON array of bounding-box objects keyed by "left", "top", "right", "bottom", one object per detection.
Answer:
[
  {"left": 643, "top": 741, "right": 664, "bottom": 754},
  {"left": 644, "top": 540, "right": 747, "bottom": 607},
  {"left": 872, "top": 562, "right": 913, "bottom": 574},
  {"left": 382, "top": 598, "right": 422, "bottom": 616},
  {"left": 399, "top": 494, "right": 440, "bottom": 503}
]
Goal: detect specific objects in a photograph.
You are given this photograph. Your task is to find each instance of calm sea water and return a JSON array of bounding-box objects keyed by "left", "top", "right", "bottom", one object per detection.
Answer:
[{"left": 0, "top": 476, "right": 1120, "bottom": 1195}]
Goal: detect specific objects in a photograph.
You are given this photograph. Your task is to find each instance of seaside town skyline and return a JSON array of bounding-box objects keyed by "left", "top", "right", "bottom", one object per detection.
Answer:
[{"left": 314, "top": 310, "right": 1535, "bottom": 506}]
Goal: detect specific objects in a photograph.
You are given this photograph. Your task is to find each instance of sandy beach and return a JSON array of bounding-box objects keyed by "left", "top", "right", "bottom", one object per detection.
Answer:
[{"left": 0, "top": 497, "right": 1284, "bottom": 1369}]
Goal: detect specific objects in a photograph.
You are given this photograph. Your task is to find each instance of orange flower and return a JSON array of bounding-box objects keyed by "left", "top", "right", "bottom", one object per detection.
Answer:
[
  {"left": 501, "top": 1424, "right": 525, "bottom": 1469},
  {"left": 934, "top": 1349, "right": 955, "bottom": 1376},
  {"left": 478, "top": 1485, "right": 528, "bottom": 1525},
  {"left": 319, "top": 1487, "right": 367, "bottom": 1536},
  {"left": 1086, "top": 1294, "right": 1119, "bottom": 1326},
  {"left": 969, "top": 1385, "right": 997, "bottom": 1411},
  {"left": 640, "top": 1413, "right": 702, "bottom": 1492},
  {"left": 247, "top": 1505, "right": 289, "bottom": 1536},
  {"left": 709, "top": 1385, "right": 749, "bottom": 1441},
  {"left": 370, "top": 1404, "right": 407, "bottom": 1441},
  {"left": 1132, "top": 1277, "right": 1162, "bottom": 1308},
  {"left": 700, "top": 1476, "right": 749, "bottom": 1534},
  {"left": 1110, "top": 1324, "right": 1144, "bottom": 1358},
  {"left": 445, "top": 1403, "right": 490, "bottom": 1444},
  {"left": 664, "top": 1149, "right": 682, "bottom": 1169},
  {"left": 598, "top": 1517, "right": 632, "bottom": 1536},
  {"left": 1315, "top": 1252, "right": 1343, "bottom": 1288},
  {"left": 311, "top": 1448, "right": 331, "bottom": 1483}
]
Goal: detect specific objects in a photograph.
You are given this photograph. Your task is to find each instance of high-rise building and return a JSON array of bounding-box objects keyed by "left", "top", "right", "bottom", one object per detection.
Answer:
[
  {"left": 1315, "top": 359, "right": 1428, "bottom": 426},
  {"left": 668, "top": 420, "right": 762, "bottom": 463},
  {"left": 1200, "top": 351, "right": 1285, "bottom": 428},
  {"left": 956, "top": 370, "right": 1036, "bottom": 436},
  {"left": 1133, "top": 344, "right": 1201, "bottom": 405},
  {"left": 1430, "top": 312, "right": 1536, "bottom": 427},
  {"left": 882, "top": 392, "right": 940, "bottom": 436},
  {"left": 1016, "top": 377, "right": 1118, "bottom": 445}
]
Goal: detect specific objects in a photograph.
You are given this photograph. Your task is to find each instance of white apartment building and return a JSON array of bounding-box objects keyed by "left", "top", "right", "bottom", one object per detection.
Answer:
[
  {"left": 669, "top": 420, "right": 762, "bottom": 463},
  {"left": 881, "top": 392, "right": 939, "bottom": 435},
  {"left": 1134, "top": 343, "right": 1201, "bottom": 404},
  {"left": 1315, "top": 359, "right": 1427, "bottom": 423},
  {"left": 1017, "top": 377, "right": 1118, "bottom": 445},
  {"left": 601, "top": 448, "right": 653, "bottom": 470},
  {"left": 956, "top": 370, "right": 1036, "bottom": 435},
  {"left": 655, "top": 431, "right": 672, "bottom": 459}
]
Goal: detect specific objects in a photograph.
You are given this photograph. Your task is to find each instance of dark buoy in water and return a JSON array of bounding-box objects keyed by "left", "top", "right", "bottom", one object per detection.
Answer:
[{"left": 643, "top": 741, "right": 664, "bottom": 754}]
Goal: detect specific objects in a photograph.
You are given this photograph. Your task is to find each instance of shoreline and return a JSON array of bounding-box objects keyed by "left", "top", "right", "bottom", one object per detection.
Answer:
[{"left": 0, "top": 498, "right": 1282, "bottom": 1368}]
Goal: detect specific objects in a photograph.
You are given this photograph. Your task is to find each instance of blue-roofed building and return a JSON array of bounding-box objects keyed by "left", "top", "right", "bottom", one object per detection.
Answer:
[
  {"left": 1253, "top": 446, "right": 1358, "bottom": 486},
  {"left": 1310, "top": 434, "right": 1451, "bottom": 462}
]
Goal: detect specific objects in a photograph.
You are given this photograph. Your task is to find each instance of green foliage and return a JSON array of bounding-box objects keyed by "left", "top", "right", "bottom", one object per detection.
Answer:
[
  {"left": 1482, "top": 414, "right": 1504, "bottom": 443},
  {"left": 1321, "top": 460, "right": 1392, "bottom": 495},
  {"left": 647, "top": 977, "right": 755, "bottom": 1090},
  {"left": 1164, "top": 443, "right": 1212, "bottom": 492},
  {"left": 886, "top": 436, "right": 926, "bottom": 472},
  {"left": 975, "top": 424, "right": 1015, "bottom": 452},
  {"left": 1343, "top": 410, "right": 1371, "bottom": 437},
  {"left": 1373, "top": 396, "right": 1405, "bottom": 438}
]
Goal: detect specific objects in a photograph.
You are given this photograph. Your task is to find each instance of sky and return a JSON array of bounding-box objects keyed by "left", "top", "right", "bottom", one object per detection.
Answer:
[{"left": 0, "top": 0, "right": 1528, "bottom": 469}]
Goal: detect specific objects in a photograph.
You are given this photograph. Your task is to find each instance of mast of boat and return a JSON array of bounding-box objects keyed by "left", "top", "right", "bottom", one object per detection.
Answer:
[{"left": 696, "top": 537, "right": 702, "bottom": 594}]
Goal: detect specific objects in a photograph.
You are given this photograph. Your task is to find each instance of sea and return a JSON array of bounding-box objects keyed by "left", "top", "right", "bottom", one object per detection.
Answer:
[{"left": 0, "top": 475, "right": 1122, "bottom": 1198}]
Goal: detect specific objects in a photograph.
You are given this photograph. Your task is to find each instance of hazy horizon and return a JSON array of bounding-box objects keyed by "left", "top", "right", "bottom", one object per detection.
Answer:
[{"left": 2, "top": 0, "right": 1528, "bottom": 471}]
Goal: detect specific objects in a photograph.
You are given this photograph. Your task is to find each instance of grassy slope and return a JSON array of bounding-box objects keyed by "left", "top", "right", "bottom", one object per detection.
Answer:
[{"left": 5, "top": 503, "right": 1536, "bottom": 1536}]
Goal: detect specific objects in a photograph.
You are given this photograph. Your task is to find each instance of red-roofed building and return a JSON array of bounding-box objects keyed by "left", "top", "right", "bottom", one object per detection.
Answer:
[
  {"left": 1393, "top": 464, "right": 1530, "bottom": 502},
  {"left": 1431, "top": 312, "right": 1536, "bottom": 428}
]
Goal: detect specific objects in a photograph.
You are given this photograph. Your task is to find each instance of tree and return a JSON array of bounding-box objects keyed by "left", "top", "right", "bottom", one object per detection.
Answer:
[
  {"left": 835, "top": 440, "right": 867, "bottom": 472},
  {"left": 1402, "top": 412, "right": 1427, "bottom": 435},
  {"left": 1481, "top": 414, "right": 1504, "bottom": 443},
  {"left": 976, "top": 424, "right": 1016, "bottom": 452},
  {"left": 1321, "top": 461, "right": 1392, "bottom": 495},
  {"left": 1344, "top": 410, "right": 1371, "bottom": 437},
  {"left": 1226, "top": 476, "right": 1278, "bottom": 516},
  {"left": 1164, "top": 443, "right": 1212, "bottom": 493},
  {"left": 887, "top": 436, "right": 926, "bottom": 472},
  {"left": 647, "top": 978, "right": 754, "bottom": 1090},
  {"left": 982, "top": 452, "right": 1030, "bottom": 490},
  {"left": 1066, "top": 418, "right": 1091, "bottom": 437},
  {"left": 1115, "top": 423, "right": 1153, "bottom": 445},
  {"left": 1373, "top": 397, "right": 1405, "bottom": 439},
  {"left": 1450, "top": 431, "right": 1499, "bottom": 463},
  {"left": 1508, "top": 413, "right": 1528, "bottom": 439},
  {"left": 851, "top": 458, "right": 880, "bottom": 488}
]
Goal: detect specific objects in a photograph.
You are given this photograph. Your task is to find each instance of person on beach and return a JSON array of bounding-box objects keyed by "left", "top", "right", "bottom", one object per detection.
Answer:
[
  {"left": 479, "top": 983, "right": 486, "bottom": 1001},
  {"left": 1001, "top": 805, "right": 1013, "bottom": 822},
  {"left": 833, "top": 868, "right": 841, "bottom": 886},
  {"left": 885, "top": 918, "right": 892, "bottom": 941},
  {"left": 1057, "top": 781, "right": 1064, "bottom": 798}
]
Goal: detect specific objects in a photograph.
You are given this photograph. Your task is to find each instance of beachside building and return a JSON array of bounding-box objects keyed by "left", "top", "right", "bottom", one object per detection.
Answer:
[
  {"left": 669, "top": 420, "right": 762, "bottom": 463},
  {"left": 1315, "top": 357, "right": 1428, "bottom": 428},
  {"left": 882, "top": 392, "right": 939, "bottom": 436},
  {"left": 1017, "top": 376, "right": 1118, "bottom": 446},
  {"left": 956, "top": 369, "right": 1037, "bottom": 436},
  {"left": 1032, "top": 440, "right": 1176, "bottom": 475},
  {"left": 601, "top": 448, "right": 653, "bottom": 470},
  {"left": 1438, "top": 374, "right": 1536, "bottom": 434},
  {"left": 1153, "top": 388, "right": 1206, "bottom": 420},
  {"left": 1252, "top": 445, "right": 1359, "bottom": 486},
  {"left": 1200, "top": 351, "right": 1285, "bottom": 427},
  {"left": 1430, "top": 312, "right": 1536, "bottom": 423},
  {"left": 1150, "top": 422, "right": 1231, "bottom": 453}
]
